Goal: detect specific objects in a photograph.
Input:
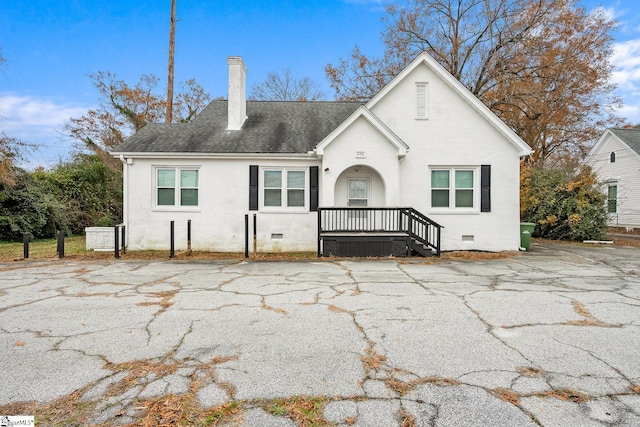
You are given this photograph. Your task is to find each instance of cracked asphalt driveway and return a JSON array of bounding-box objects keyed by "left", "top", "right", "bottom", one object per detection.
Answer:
[{"left": 1, "top": 241, "right": 639, "bottom": 426}]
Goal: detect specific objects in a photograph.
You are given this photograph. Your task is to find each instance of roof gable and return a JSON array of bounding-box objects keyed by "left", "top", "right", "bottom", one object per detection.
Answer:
[
  {"left": 314, "top": 106, "right": 408, "bottom": 158},
  {"left": 610, "top": 128, "right": 640, "bottom": 157},
  {"left": 586, "top": 127, "right": 640, "bottom": 164},
  {"left": 366, "top": 51, "right": 532, "bottom": 157}
]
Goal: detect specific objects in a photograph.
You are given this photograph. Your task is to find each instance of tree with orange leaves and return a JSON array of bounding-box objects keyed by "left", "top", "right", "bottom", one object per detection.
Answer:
[
  {"left": 0, "top": 132, "right": 29, "bottom": 186},
  {"left": 326, "top": 0, "right": 622, "bottom": 165},
  {"left": 64, "top": 72, "right": 210, "bottom": 169}
]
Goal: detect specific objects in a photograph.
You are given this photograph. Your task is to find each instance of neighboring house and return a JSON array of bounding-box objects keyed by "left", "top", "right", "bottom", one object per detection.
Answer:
[
  {"left": 584, "top": 127, "right": 640, "bottom": 230},
  {"left": 111, "top": 52, "right": 531, "bottom": 255}
]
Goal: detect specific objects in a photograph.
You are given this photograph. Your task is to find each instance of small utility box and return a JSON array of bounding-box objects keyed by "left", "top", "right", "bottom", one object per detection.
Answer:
[{"left": 85, "top": 227, "right": 116, "bottom": 251}]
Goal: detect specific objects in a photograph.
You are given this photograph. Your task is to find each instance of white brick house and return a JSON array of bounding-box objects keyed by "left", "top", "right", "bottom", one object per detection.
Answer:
[{"left": 111, "top": 52, "right": 531, "bottom": 255}]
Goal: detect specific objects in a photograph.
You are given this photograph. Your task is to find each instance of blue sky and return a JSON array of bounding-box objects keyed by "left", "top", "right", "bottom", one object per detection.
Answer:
[{"left": 1, "top": 0, "right": 639, "bottom": 168}]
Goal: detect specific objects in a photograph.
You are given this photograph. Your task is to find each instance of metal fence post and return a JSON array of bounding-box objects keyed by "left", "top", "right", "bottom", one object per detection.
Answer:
[
  {"left": 121, "top": 225, "right": 126, "bottom": 254},
  {"left": 252, "top": 214, "right": 257, "bottom": 254},
  {"left": 23, "top": 233, "right": 29, "bottom": 259},
  {"left": 187, "top": 220, "right": 191, "bottom": 252},
  {"left": 244, "top": 214, "right": 249, "bottom": 258},
  {"left": 317, "top": 209, "right": 322, "bottom": 257},
  {"left": 114, "top": 226, "right": 120, "bottom": 259},
  {"left": 170, "top": 221, "right": 175, "bottom": 258},
  {"left": 57, "top": 230, "right": 65, "bottom": 259}
]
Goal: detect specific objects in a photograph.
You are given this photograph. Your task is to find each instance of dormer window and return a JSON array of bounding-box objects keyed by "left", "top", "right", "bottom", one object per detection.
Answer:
[
  {"left": 610, "top": 151, "right": 616, "bottom": 162},
  {"left": 416, "top": 83, "right": 428, "bottom": 119}
]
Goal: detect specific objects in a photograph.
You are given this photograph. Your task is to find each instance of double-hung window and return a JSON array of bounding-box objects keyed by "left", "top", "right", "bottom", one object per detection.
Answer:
[
  {"left": 607, "top": 184, "right": 617, "bottom": 213},
  {"left": 263, "top": 168, "right": 306, "bottom": 209},
  {"left": 156, "top": 167, "right": 199, "bottom": 207},
  {"left": 430, "top": 168, "right": 475, "bottom": 209}
]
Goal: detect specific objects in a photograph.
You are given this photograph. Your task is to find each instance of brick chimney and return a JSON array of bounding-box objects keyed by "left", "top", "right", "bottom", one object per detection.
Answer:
[{"left": 227, "top": 56, "right": 247, "bottom": 130}]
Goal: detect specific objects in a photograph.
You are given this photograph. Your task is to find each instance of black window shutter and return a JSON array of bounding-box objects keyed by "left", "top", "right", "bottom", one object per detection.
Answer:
[
  {"left": 249, "top": 165, "right": 258, "bottom": 211},
  {"left": 310, "top": 166, "right": 319, "bottom": 211},
  {"left": 481, "top": 165, "right": 491, "bottom": 212}
]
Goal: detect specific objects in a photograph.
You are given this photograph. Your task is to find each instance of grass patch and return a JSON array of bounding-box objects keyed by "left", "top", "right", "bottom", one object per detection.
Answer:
[
  {"left": 0, "top": 390, "right": 95, "bottom": 427},
  {"left": 262, "top": 396, "right": 332, "bottom": 427},
  {"left": 132, "top": 395, "right": 241, "bottom": 427},
  {"left": 0, "top": 235, "right": 87, "bottom": 261},
  {"left": 441, "top": 250, "right": 520, "bottom": 261},
  {"left": 0, "top": 235, "right": 322, "bottom": 263}
]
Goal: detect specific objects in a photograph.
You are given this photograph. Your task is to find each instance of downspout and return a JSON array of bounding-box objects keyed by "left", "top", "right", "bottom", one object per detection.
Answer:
[{"left": 119, "top": 155, "right": 129, "bottom": 250}]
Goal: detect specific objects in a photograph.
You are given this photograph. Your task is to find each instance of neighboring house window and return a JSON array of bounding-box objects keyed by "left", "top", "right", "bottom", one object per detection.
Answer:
[
  {"left": 263, "top": 169, "right": 306, "bottom": 209},
  {"left": 607, "top": 184, "right": 617, "bottom": 213},
  {"left": 416, "top": 83, "right": 428, "bottom": 119},
  {"left": 610, "top": 152, "right": 616, "bottom": 162},
  {"left": 157, "top": 168, "right": 199, "bottom": 207},
  {"left": 431, "top": 168, "right": 475, "bottom": 209}
]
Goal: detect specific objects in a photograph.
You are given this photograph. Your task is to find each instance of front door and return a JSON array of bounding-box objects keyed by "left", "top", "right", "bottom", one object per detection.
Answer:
[
  {"left": 347, "top": 178, "right": 369, "bottom": 228},
  {"left": 348, "top": 178, "right": 369, "bottom": 207}
]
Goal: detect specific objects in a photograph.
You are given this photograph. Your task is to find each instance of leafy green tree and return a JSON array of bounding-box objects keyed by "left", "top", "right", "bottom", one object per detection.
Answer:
[
  {"left": 47, "top": 153, "right": 123, "bottom": 233},
  {"left": 0, "top": 168, "right": 71, "bottom": 241},
  {"left": 520, "top": 165, "right": 608, "bottom": 241}
]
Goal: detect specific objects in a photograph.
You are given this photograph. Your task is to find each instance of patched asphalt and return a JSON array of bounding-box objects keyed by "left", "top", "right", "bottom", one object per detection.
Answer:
[{"left": 1, "top": 241, "right": 639, "bottom": 426}]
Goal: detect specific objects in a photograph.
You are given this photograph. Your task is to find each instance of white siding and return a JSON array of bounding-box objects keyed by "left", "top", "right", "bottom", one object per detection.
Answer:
[{"left": 585, "top": 133, "right": 640, "bottom": 228}]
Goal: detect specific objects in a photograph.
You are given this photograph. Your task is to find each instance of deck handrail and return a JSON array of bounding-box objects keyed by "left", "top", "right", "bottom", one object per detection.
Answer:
[{"left": 317, "top": 207, "right": 443, "bottom": 256}]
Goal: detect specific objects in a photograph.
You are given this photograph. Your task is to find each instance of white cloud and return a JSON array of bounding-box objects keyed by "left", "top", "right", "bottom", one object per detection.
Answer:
[
  {"left": 0, "top": 94, "right": 92, "bottom": 168},
  {"left": 595, "top": 6, "right": 618, "bottom": 22},
  {"left": 610, "top": 38, "right": 640, "bottom": 123},
  {"left": 0, "top": 93, "right": 90, "bottom": 138},
  {"left": 611, "top": 39, "right": 640, "bottom": 80}
]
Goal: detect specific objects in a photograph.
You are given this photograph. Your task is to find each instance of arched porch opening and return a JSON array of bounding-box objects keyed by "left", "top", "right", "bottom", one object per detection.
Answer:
[{"left": 333, "top": 165, "right": 386, "bottom": 207}]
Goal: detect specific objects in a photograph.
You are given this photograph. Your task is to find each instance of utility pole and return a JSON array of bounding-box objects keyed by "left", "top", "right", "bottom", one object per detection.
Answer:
[{"left": 166, "top": 0, "right": 176, "bottom": 123}]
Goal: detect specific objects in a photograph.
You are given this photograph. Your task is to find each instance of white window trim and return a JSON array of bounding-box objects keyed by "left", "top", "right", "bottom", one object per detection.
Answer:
[
  {"left": 416, "top": 82, "right": 429, "bottom": 120},
  {"left": 606, "top": 183, "right": 618, "bottom": 214},
  {"left": 428, "top": 166, "right": 480, "bottom": 214},
  {"left": 347, "top": 177, "right": 370, "bottom": 207},
  {"left": 153, "top": 166, "right": 201, "bottom": 212},
  {"left": 260, "top": 167, "right": 309, "bottom": 212}
]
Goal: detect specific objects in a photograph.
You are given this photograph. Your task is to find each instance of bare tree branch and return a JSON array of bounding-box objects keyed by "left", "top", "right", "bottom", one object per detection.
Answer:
[
  {"left": 250, "top": 69, "right": 326, "bottom": 101},
  {"left": 326, "top": 0, "right": 624, "bottom": 165}
]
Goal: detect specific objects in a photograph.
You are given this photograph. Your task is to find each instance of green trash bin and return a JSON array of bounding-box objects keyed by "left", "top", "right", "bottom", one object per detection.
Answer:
[{"left": 520, "top": 222, "right": 536, "bottom": 251}]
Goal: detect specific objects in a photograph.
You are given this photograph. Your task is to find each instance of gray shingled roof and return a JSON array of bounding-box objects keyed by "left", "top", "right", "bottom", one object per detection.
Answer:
[
  {"left": 112, "top": 100, "right": 360, "bottom": 154},
  {"left": 610, "top": 127, "right": 640, "bottom": 156}
]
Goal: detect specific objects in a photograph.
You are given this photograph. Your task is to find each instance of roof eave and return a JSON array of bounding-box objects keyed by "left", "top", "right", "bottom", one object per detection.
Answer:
[{"left": 111, "top": 151, "right": 319, "bottom": 160}]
